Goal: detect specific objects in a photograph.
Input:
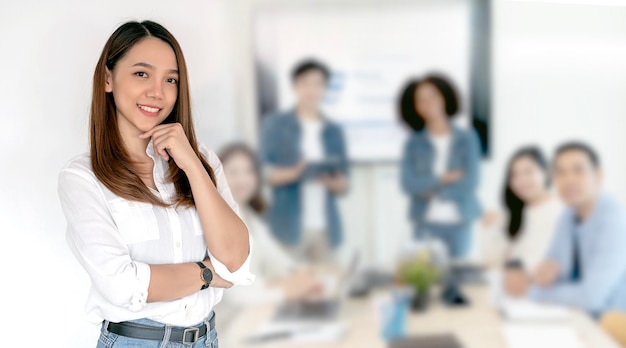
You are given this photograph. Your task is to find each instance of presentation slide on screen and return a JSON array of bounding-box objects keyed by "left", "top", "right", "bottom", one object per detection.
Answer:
[{"left": 255, "top": 1, "right": 472, "bottom": 161}]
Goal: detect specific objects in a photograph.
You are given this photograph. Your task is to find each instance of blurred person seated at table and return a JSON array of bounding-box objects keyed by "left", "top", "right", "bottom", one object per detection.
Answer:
[
  {"left": 259, "top": 59, "right": 349, "bottom": 264},
  {"left": 399, "top": 74, "right": 482, "bottom": 258},
  {"left": 479, "top": 147, "right": 563, "bottom": 288},
  {"left": 506, "top": 142, "right": 626, "bottom": 317},
  {"left": 215, "top": 143, "right": 323, "bottom": 327}
]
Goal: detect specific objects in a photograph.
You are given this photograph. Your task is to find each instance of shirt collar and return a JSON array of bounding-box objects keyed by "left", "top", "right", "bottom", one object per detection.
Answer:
[
  {"left": 144, "top": 138, "right": 168, "bottom": 190},
  {"left": 145, "top": 138, "right": 157, "bottom": 159},
  {"left": 573, "top": 191, "right": 610, "bottom": 228}
]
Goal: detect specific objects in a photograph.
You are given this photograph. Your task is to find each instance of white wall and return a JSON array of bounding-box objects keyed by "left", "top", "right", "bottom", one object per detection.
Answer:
[
  {"left": 0, "top": 1, "right": 235, "bottom": 346},
  {"left": 489, "top": 0, "right": 626, "bottom": 206},
  {"left": 3, "top": 0, "right": 626, "bottom": 346}
]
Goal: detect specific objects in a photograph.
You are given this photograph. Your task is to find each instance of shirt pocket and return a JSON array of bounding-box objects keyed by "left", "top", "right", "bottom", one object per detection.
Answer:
[{"left": 108, "top": 198, "right": 160, "bottom": 244}]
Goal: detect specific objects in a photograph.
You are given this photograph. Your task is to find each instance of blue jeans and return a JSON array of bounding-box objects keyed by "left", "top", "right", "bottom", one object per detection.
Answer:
[
  {"left": 415, "top": 222, "right": 472, "bottom": 258},
  {"left": 96, "top": 313, "right": 218, "bottom": 348}
]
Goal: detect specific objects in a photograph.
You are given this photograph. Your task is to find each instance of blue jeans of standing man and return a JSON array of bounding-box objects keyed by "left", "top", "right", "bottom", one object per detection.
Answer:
[
  {"left": 96, "top": 313, "right": 218, "bottom": 348},
  {"left": 415, "top": 222, "right": 472, "bottom": 258}
]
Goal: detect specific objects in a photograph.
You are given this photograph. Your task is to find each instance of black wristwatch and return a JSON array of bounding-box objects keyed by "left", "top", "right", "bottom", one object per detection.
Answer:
[{"left": 196, "top": 262, "right": 213, "bottom": 290}]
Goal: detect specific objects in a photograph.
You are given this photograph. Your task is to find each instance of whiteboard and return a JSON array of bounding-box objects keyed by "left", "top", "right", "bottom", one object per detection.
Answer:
[{"left": 254, "top": 0, "right": 482, "bottom": 161}]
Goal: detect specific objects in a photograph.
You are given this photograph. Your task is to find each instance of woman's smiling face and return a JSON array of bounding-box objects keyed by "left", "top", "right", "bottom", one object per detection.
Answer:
[{"left": 105, "top": 36, "right": 179, "bottom": 135}]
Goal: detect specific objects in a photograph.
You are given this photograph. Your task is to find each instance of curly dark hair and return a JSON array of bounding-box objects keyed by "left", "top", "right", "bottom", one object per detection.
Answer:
[{"left": 399, "top": 74, "right": 460, "bottom": 131}]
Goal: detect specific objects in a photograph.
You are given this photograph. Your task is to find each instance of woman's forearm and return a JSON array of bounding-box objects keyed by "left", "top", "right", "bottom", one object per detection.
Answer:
[
  {"left": 186, "top": 161, "right": 250, "bottom": 272},
  {"left": 147, "top": 259, "right": 232, "bottom": 303},
  {"left": 147, "top": 262, "right": 204, "bottom": 303}
]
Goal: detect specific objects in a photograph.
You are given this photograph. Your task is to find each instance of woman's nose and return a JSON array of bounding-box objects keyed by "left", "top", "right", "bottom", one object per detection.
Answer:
[{"left": 146, "top": 81, "right": 164, "bottom": 99}]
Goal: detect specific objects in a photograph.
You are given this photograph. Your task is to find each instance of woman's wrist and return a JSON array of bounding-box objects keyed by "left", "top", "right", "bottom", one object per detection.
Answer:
[{"left": 184, "top": 157, "right": 209, "bottom": 179}]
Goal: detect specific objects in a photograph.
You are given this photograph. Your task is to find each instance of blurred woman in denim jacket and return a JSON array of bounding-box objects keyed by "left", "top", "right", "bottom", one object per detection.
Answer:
[{"left": 399, "top": 74, "right": 482, "bottom": 258}]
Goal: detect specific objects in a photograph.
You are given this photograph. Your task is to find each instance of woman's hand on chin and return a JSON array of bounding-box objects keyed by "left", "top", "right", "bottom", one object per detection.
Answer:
[{"left": 139, "top": 123, "right": 201, "bottom": 172}]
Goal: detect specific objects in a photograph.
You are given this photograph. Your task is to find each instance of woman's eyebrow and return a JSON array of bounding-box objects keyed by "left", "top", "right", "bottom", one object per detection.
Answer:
[
  {"left": 132, "top": 62, "right": 154, "bottom": 70},
  {"left": 131, "top": 62, "right": 178, "bottom": 74}
]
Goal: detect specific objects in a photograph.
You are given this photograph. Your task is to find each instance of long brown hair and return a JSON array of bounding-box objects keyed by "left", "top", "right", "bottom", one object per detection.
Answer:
[
  {"left": 90, "top": 20, "right": 215, "bottom": 208},
  {"left": 218, "top": 143, "right": 266, "bottom": 214}
]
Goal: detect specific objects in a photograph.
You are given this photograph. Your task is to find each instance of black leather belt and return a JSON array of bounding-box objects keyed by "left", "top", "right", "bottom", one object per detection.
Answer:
[{"left": 105, "top": 313, "right": 215, "bottom": 345}]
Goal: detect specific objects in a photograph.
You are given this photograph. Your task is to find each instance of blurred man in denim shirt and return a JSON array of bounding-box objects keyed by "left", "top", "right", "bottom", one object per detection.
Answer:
[{"left": 259, "top": 59, "right": 348, "bottom": 263}]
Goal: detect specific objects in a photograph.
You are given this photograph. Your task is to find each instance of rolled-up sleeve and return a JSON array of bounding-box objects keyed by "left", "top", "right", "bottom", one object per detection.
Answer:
[
  {"left": 200, "top": 145, "right": 255, "bottom": 286},
  {"left": 58, "top": 168, "right": 150, "bottom": 311}
]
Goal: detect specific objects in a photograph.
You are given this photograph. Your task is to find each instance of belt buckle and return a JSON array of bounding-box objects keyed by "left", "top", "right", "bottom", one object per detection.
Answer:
[{"left": 182, "top": 327, "right": 200, "bottom": 344}]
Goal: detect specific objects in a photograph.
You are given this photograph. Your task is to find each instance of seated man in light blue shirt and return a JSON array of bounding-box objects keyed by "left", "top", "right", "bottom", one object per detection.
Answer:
[{"left": 508, "top": 142, "right": 626, "bottom": 317}]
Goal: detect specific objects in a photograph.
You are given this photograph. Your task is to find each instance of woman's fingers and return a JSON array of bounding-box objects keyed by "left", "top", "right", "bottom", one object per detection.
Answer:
[
  {"left": 212, "top": 275, "right": 233, "bottom": 289},
  {"left": 150, "top": 125, "right": 181, "bottom": 161},
  {"left": 141, "top": 123, "right": 199, "bottom": 171},
  {"left": 153, "top": 136, "right": 173, "bottom": 161},
  {"left": 139, "top": 123, "right": 174, "bottom": 138}
]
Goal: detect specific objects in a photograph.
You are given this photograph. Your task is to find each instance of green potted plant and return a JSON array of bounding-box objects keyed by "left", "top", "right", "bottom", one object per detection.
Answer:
[{"left": 397, "top": 251, "right": 440, "bottom": 311}]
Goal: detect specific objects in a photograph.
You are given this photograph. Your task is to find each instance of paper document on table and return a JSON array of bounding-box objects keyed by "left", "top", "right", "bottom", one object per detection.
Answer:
[
  {"left": 245, "top": 321, "right": 347, "bottom": 344},
  {"left": 501, "top": 297, "right": 570, "bottom": 321},
  {"left": 291, "top": 322, "right": 347, "bottom": 343},
  {"left": 502, "top": 323, "right": 584, "bottom": 348}
]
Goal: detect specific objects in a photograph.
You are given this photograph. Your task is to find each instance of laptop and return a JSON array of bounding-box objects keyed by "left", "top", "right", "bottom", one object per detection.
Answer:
[
  {"left": 388, "top": 334, "right": 463, "bottom": 348},
  {"left": 273, "top": 252, "right": 360, "bottom": 322}
]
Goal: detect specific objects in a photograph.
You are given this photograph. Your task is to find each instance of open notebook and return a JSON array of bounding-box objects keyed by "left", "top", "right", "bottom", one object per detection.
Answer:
[
  {"left": 502, "top": 323, "right": 585, "bottom": 348},
  {"left": 500, "top": 297, "right": 570, "bottom": 321}
]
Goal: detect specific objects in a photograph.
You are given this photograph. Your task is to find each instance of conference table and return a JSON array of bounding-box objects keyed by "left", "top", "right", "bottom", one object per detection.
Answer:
[{"left": 220, "top": 284, "right": 620, "bottom": 348}]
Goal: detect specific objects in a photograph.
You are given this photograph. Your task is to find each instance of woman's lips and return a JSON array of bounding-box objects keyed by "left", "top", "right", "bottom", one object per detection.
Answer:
[{"left": 137, "top": 104, "right": 162, "bottom": 117}]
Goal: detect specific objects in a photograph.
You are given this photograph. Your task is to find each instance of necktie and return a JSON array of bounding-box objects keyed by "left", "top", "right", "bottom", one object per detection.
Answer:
[{"left": 571, "top": 227, "right": 582, "bottom": 281}]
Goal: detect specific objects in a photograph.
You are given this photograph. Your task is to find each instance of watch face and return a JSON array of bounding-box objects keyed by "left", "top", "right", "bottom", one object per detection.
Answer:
[{"left": 202, "top": 268, "right": 213, "bottom": 283}]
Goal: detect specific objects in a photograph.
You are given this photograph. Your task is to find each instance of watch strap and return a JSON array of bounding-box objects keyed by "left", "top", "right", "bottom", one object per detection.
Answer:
[
  {"left": 196, "top": 262, "right": 210, "bottom": 290},
  {"left": 196, "top": 261, "right": 207, "bottom": 269}
]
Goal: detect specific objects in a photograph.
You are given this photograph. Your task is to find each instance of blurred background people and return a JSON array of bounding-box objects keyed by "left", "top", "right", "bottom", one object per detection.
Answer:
[
  {"left": 259, "top": 59, "right": 349, "bottom": 264},
  {"left": 479, "top": 147, "right": 563, "bottom": 294},
  {"left": 508, "top": 142, "right": 626, "bottom": 318},
  {"left": 215, "top": 143, "right": 322, "bottom": 330},
  {"left": 399, "top": 74, "right": 482, "bottom": 258}
]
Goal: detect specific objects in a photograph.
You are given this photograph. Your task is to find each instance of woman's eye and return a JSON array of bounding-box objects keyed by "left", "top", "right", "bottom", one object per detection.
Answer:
[
  {"left": 135, "top": 72, "right": 147, "bottom": 78},
  {"left": 166, "top": 78, "right": 178, "bottom": 84}
]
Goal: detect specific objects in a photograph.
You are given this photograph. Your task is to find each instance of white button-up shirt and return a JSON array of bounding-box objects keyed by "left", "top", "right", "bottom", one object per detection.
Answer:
[{"left": 58, "top": 140, "right": 254, "bottom": 327}]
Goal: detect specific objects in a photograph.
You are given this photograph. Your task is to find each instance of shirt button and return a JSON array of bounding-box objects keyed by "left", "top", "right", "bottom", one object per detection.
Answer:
[
  {"left": 128, "top": 202, "right": 134, "bottom": 207},
  {"left": 176, "top": 242, "right": 181, "bottom": 248}
]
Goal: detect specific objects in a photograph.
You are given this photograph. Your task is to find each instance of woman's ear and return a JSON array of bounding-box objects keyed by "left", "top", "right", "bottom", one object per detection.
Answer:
[{"left": 105, "top": 67, "right": 113, "bottom": 93}]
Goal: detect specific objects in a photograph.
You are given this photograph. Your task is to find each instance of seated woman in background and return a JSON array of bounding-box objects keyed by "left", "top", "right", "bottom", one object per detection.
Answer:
[
  {"left": 399, "top": 74, "right": 482, "bottom": 258},
  {"left": 214, "top": 143, "right": 322, "bottom": 328},
  {"left": 480, "top": 147, "right": 563, "bottom": 292}
]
